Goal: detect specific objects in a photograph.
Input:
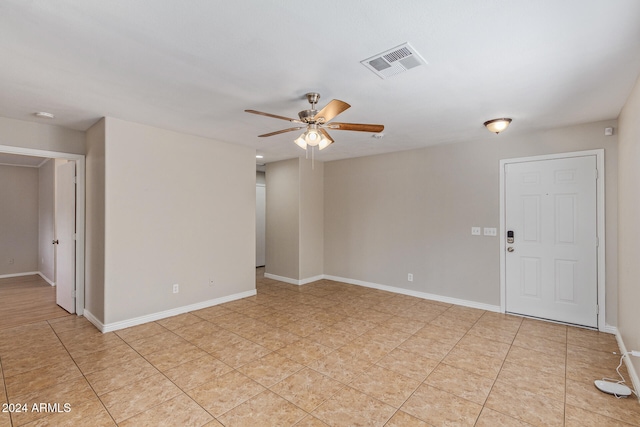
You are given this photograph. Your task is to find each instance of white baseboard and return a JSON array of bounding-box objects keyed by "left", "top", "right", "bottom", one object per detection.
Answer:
[
  {"left": 613, "top": 328, "right": 640, "bottom": 401},
  {"left": 323, "top": 275, "right": 502, "bottom": 313},
  {"left": 263, "top": 273, "right": 324, "bottom": 286},
  {"left": 0, "top": 271, "right": 39, "bottom": 279},
  {"left": 38, "top": 272, "right": 55, "bottom": 286},
  {"left": 84, "top": 289, "right": 257, "bottom": 333}
]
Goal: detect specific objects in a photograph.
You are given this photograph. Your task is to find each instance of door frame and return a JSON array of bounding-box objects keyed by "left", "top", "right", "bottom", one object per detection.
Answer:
[
  {"left": 0, "top": 144, "right": 85, "bottom": 316},
  {"left": 499, "top": 149, "right": 605, "bottom": 331}
]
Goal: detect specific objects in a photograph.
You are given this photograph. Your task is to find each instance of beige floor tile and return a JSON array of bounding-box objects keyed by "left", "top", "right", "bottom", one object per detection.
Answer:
[
  {"left": 171, "top": 320, "right": 221, "bottom": 342},
  {"left": 99, "top": 373, "right": 183, "bottom": 423},
  {"left": 565, "top": 403, "right": 638, "bottom": 427},
  {"left": 113, "top": 322, "right": 167, "bottom": 342},
  {"left": 475, "top": 407, "right": 534, "bottom": 426},
  {"left": 401, "top": 384, "right": 482, "bottom": 427},
  {"left": 294, "top": 415, "right": 330, "bottom": 426},
  {"left": 217, "top": 390, "right": 307, "bottom": 427},
  {"left": 192, "top": 328, "right": 246, "bottom": 353},
  {"left": 496, "top": 360, "right": 565, "bottom": 402},
  {"left": 238, "top": 352, "right": 304, "bottom": 387},
  {"left": 413, "top": 324, "right": 466, "bottom": 347},
  {"left": 339, "top": 338, "right": 393, "bottom": 365},
  {"left": 126, "top": 330, "right": 188, "bottom": 356},
  {"left": 277, "top": 339, "right": 334, "bottom": 365},
  {"left": 209, "top": 337, "right": 271, "bottom": 368},
  {"left": 485, "top": 381, "right": 564, "bottom": 427},
  {"left": 330, "top": 317, "right": 377, "bottom": 336},
  {"left": 312, "top": 386, "right": 396, "bottom": 427},
  {"left": 442, "top": 346, "right": 503, "bottom": 379},
  {"left": 163, "top": 354, "right": 233, "bottom": 391},
  {"left": 191, "top": 304, "right": 234, "bottom": 322},
  {"left": 518, "top": 318, "right": 567, "bottom": 343},
  {"left": 143, "top": 340, "right": 209, "bottom": 371},
  {"left": 85, "top": 356, "right": 158, "bottom": 396},
  {"left": 567, "top": 326, "right": 619, "bottom": 353},
  {"left": 9, "top": 377, "right": 97, "bottom": 426},
  {"left": 504, "top": 345, "right": 565, "bottom": 377},
  {"left": 155, "top": 313, "right": 205, "bottom": 331},
  {"left": 244, "top": 326, "right": 301, "bottom": 351},
  {"left": 429, "top": 314, "right": 476, "bottom": 332},
  {"left": 72, "top": 344, "right": 140, "bottom": 375},
  {"left": 425, "top": 363, "right": 494, "bottom": 405},
  {"left": 0, "top": 411, "right": 10, "bottom": 427},
  {"left": 187, "top": 370, "right": 265, "bottom": 417},
  {"left": 380, "top": 316, "right": 426, "bottom": 334},
  {"left": 398, "top": 334, "right": 454, "bottom": 361},
  {"left": 384, "top": 410, "right": 433, "bottom": 426},
  {"left": 21, "top": 396, "right": 115, "bottom": 427},
  {"left": 5, "top": 360, "right": 83, "bottom": 398},
  {"left": 307, "top": 350, "right": 372, "bottom": 384},
  {"left": 467, "top": 323, "right": 518, "bottom": 344},
  {"left": 375, "top": 348, "right": 439, "bottom": 381},
  {"left": 306, "top": 326, "right": 356, "bottom": 350},
  {"left": 452, "top": 333, "right": 511, "bottom": 360},
  {"left": 512, "top": 332, "right": 567, "bottom": 354},
  {"left": 565, "top": 378, "right": 640, "bottom": 425},
  {"left": 47, "top": 315, "right": 97, "bottom": 334},
  {"left": 1, "top": 347, "right": 74, "bottom": 377},
  {"left": 59, "top": 332, "right": 126, "bottom": 358},
  {"left": 348, "top": 365, "right": 421, "bottom": 408},
  {"left": 270, "top": 367, "right": 345, "bottom": 412},
  {"left": 118, "top": 393, "right": 212, "bottom": 427}
]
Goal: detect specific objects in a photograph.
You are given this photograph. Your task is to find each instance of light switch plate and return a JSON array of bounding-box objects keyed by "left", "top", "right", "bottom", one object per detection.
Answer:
[
  {"left": 471, "top": 227, "right": 481, "bottom": 236},
  {"left": 483, "top": 227, "right": 497, "bottom": 236}
]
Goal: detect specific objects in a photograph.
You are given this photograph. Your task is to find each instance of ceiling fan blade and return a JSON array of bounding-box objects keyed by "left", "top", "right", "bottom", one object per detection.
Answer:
[
  {"left": 258, "top": 127, "right": 305, "bottom": 137},
  {"left": 314, "top": 100, "right": 351, "bottom": 123},
  {"left": 319, "top": 128, "right": 334, "bottom": 150},
  {"left": 245, "top": 109, "right": 300, "bottom": 122},
  {"left": 328, "top": 122, "right": 385, "bottom": 133}
]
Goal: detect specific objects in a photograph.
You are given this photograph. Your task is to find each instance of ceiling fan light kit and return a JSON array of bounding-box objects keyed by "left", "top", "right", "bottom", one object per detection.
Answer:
[
  {"left": 245, "top": 92, "right": 384, "bottom": 154},
  {"left": 484, "top": 118, "right": 512, "bottom": 134}
]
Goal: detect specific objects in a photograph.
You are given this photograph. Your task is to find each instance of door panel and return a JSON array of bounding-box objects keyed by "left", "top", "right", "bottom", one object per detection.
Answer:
[
  {"left": 505, "top": 156, "right": 597, "bottom": 327},
  {"left": 55, "top": 161, "right": 76, "bottom": 314}
]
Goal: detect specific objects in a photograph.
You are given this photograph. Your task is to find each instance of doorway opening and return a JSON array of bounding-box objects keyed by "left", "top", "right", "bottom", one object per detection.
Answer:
[{"left": 0, "top": 144, "right": 85, "bottom": 316}]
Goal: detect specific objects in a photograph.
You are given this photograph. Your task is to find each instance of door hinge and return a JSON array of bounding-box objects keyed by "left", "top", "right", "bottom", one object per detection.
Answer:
[
  {"left": 73, "top": 233, "right": 77, "bottom": 241},
  {"left": 73, "top": 176, "right": 77, "bottom": 184},
  {"left": 72, "top": 290, "right": 77, "bottom": 298}
]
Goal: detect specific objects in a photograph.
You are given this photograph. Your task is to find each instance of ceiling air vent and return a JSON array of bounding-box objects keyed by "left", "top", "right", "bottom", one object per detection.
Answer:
[{"left": 361, "top": 42, "right": 427, "bottom": 79}]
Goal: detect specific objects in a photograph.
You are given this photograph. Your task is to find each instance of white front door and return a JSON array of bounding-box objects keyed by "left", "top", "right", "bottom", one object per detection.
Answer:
[
  {"left": 505, "top": 155, "right": 598, "bottom": 327},
  {"left": 55, "top": 161, "right": 76, "bottom": 314}
]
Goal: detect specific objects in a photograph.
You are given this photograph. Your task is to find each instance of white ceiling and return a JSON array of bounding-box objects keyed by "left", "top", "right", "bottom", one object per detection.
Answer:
[{"left": 1, "top": 0, "right": 639, "bottom": 165}]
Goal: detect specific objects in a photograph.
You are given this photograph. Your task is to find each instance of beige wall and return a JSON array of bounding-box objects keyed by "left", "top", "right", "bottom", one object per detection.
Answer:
[
  {"left": 38, "top": 159, "right": 55, "bottom": 282},
  {"left": 325, "top": 120, "right": 618, "bottom": 325},
  {"left": 101, "top": 118, "right": 256, "bottom": 324},
  {"left": 85, "top": 118, "right": 106, "bottom": 322},
  {"left": 265, "top": 158, "right": 325, "bottom": 281},
  {"left": 265, "top": 159, "right": 300, "bottom": 279},
  {"left": 299, "top": 158, "right": 324, "bottom": 279},
  {"left": 618, "top": 75, "right": 640, "bottom": 378},
  {"left": 0, "top": 117, "right": 85, "bottom": 155},
  {"left": 0, "top": 165, "right": 39, "bottom": 275}
]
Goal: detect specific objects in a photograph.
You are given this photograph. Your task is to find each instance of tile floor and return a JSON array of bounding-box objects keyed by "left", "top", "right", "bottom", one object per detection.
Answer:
[{"left": 1, "top": 270, "right": 639, "bottom": 426}]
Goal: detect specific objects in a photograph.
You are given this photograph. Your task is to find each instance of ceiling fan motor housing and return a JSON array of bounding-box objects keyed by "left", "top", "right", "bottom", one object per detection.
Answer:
[{"left": 298, "top": 109, "right": 318, "bottom": 123}]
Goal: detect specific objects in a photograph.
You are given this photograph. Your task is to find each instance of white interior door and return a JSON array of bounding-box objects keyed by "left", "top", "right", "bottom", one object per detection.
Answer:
[
  {"left": 256, "top": 184, "right": 266, "bottom": 267},
  {"left": 505, "top": 155, "right": 598, "bottom": 327},
  {"left": 55, "top": 161, "right": 76, "bottom": 314}
]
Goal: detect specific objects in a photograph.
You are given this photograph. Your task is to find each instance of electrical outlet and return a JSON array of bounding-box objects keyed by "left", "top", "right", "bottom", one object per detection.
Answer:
[
  {"left": 172, "top": 284, "right": 179, "bottom": 294},
  {"left": 408, "top": 273, "right": 413, "bottom": 282},
  {"left": 471, "top": 227, "right": 481, "bottom": 236}
]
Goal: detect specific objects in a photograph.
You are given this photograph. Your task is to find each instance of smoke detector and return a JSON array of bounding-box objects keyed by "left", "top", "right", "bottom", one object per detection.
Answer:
[{"left": 361, "top": 42, "right": 427, "bottom": 79}]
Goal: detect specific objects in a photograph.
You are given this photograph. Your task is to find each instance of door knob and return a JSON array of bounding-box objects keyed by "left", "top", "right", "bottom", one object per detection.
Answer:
[
  {"left": 52, "top": 240, "right": 59, "bottom": 245},
  {"left": 507, "top": 247, "right": 515, "bottom": 252}
]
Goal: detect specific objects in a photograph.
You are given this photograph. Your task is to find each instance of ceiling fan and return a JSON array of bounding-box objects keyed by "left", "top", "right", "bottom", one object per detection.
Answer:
[{"left": 245, "top": 92, "right": 384, "bottom": 151}]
